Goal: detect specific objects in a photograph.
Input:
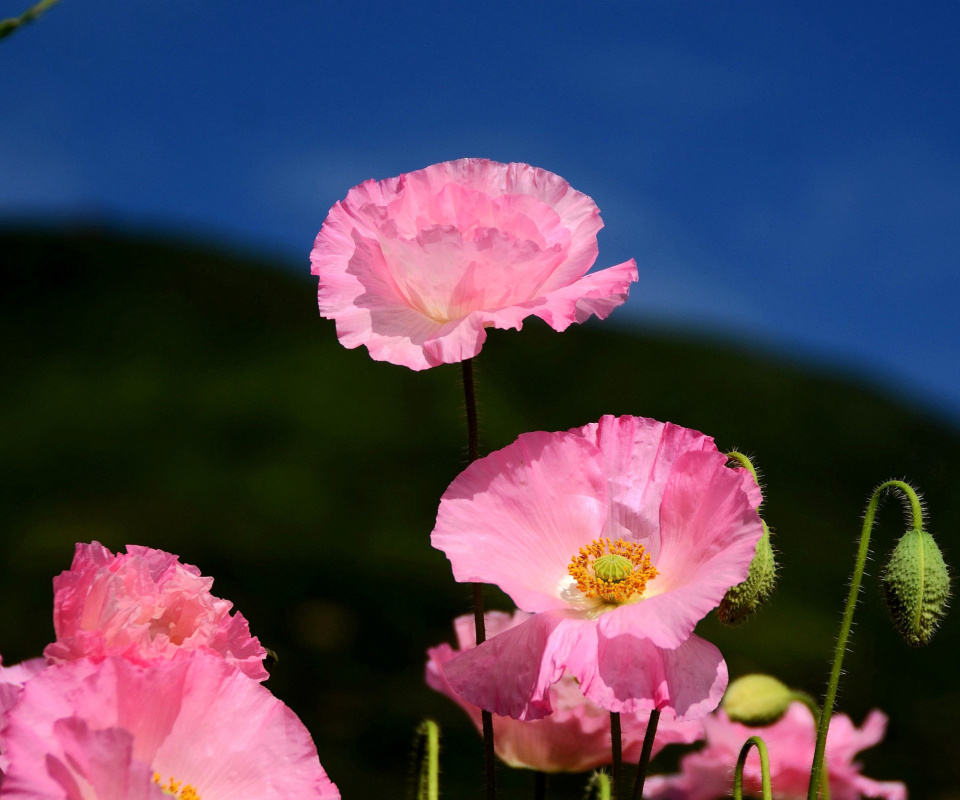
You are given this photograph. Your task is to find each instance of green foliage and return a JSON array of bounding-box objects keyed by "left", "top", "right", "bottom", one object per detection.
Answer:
[{"left": 2, "top": 229, "right": 959, "bottom": 797}]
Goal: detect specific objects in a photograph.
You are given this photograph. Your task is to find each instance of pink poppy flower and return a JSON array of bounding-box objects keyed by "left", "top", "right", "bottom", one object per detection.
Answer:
[
  {"left": 44, "top": 543, "right": 268, "bottom": 681},
  {"left": 644, "top": 703, "right": 906, "bottom": 800},
  {"left": 0, "top": 654, "right": 340, "bottom": 800},
  {"left": 427, "top": 611, "right": 703, "bottom": 772},
  {"left": 431, "top": 415, "right": 763, "bottom": 721},
  {"left": 311, "top": 158, "right": 638, "bottom": 369}
]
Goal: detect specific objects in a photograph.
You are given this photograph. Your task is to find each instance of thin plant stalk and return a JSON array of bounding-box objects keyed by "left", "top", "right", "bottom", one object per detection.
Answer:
[
  {"left": 805, "top": 480, "right": 922, "bottom": 800},
  {"left": 631, "top": 709, "right": 661, "bottom": 800},
  {"left": 411, "top": 720, "right": 440, "bottom": 800},
  {"left": 790, "top": 692, "right": 831, "bottom": 800},
  {"left": 610, "top": 712, "right": 622, "bottom": 798},
  {"left": 0, "top": 0, "right": 61, "bottom": 40},
  {"left": 734, "top": 736, "right": 772, "bottom": 800},
  {"left": 461, "top": 358, "right": 496, "bottom": 800}
]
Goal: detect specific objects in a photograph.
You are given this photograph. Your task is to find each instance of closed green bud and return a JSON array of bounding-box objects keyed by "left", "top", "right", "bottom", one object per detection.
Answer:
[
  {"left": 718, "top": 521, "right": 777, "bottom": 626},
  {"left": 880, "top": 528, "right": 950, "bottom": 646},
  {"left": 723, "top": 674, "right": 793, "bottom": 726}
]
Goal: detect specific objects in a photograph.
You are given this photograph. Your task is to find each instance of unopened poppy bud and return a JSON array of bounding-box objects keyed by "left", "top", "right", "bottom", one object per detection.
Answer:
[
  {"left": 718, "top": 521, "right": 777, "bottom": 626},
  {"left": 880, "top": 528, "right": 950, "bottom": 646},
  {"left": 723, "top": 674, "right": 792, "bottom": 726}
]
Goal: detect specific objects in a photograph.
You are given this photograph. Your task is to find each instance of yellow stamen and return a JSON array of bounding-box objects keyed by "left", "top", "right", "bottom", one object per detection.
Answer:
[
  {"left": 153, "top": 773, "right": 202, "bottom": 800},
  {"left": 568, "top": 537, "right": 658, "bottom": 605}
]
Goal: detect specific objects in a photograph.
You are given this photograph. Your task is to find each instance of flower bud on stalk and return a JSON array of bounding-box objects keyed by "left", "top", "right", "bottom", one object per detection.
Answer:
[
  {"left": 880, "top": 527, "right": 950, "bottom": 646},
  {"left": 719, "top": 452, "right": 777, "bottom": 625},
  {"left": 723, "top": 674, "right": 793, "bottom": 726},
  {"left": 718, "top": 521, "right": 777, "bottom": 625}
]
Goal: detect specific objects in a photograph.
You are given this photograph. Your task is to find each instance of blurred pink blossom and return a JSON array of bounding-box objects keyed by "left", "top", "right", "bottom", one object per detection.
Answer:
[
  {"left": 44, "top": 543, "right": 268, "bottom": 680},
  {"left": 0, "top": 654, "right": 339, "bottom": 799},
  {"left": 311, "top": 158, "right": 637, "bottom": 369},
  {"left": 432, "top": 415, "right": 763, "bottom": 721},
  {"left": 427, "top": 611, "right": 702, "bottom": 772},
  {"left": 645, "top": 702, "right": 906, "bottom": 800}
]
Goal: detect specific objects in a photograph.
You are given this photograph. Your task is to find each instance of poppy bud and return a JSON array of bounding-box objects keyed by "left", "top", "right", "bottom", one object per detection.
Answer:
[
  {"left": 718, "top": 521, "right": 777, "bottom": 626},
  {"left": 880, "top": 528, "right": 950, "bottom": 646},
  {"left": 722, "top": 674, "right": 793, "bottom": 726}
]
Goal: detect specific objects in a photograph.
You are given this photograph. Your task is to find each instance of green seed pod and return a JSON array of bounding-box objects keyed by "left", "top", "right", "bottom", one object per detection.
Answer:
[
  {"left": 718, "top": 521, "right": 777, "bottom": 626},
  {"left": 880, "top": 528, "right": 950, "bottom": 646},
  {"left": 723, "top": 674, "right": 793, "bottom": 726},
  {"left": 593, "top": 553, "right": 633, "bottom": 582}
]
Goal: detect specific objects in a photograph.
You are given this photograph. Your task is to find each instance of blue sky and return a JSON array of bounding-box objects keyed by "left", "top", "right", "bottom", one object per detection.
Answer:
[{"left": 3, "top": 1, "right": 959, "bottom": 420}]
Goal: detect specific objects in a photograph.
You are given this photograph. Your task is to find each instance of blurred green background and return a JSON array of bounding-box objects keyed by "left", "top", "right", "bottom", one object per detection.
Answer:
[{"left": 2, "top": 228, "right": 957, "bottom": 799}]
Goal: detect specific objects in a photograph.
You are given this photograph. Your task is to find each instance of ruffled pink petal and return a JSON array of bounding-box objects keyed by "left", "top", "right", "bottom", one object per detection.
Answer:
[
  {"left": 432, "top": 432, "right": 608, "bottom": 612},
  {"left": 598, "top": 449, "right": 763, "bottom": 648},
  {"left": 428, "top": 612, "right": 702, "bottom": 773},
  {"left": 442, "top": 609, "right": 725, "bottom": 723},
  {"left": 826, "top": 708, "right": 888, "bottom": 763},
  {"left": 1, "top": 656, "right": 339, "bottom": 800},
  {"left": 46, "top": 718, "right": 161, "bottom": 800},
  {"left": 581, "top": 416, "right": 716, "bottom": 554},
  {"left": 441, "top": 611, "right": 591, "bottom": 720},
  {"left": 588, "top": 632, "right": 728, "bottom": 721},
  {"left": 153, "top": 657, "right": 339, "bottom": 800}
]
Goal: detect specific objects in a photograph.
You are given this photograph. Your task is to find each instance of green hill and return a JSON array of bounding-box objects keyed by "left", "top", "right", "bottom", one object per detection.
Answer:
[{"left": 2, "top": 228, "right": 958, "bottom": 798}]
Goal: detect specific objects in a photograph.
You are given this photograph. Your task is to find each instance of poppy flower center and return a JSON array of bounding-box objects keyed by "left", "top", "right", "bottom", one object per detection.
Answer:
[
  {"left": 153, "top": 773, "right": 201, "bottom": 800},
  {"left": 568, "top": 537, "right": 658, "bottom": 605}
]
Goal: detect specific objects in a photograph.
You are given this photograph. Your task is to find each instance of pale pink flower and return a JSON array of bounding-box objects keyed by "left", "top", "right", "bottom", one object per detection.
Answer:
[
  {"left": 644, "top": 703, "right": 906, "bottom": 800},
  {"left": 311, "top": 158, "right": 638, "bottom": 369},
  {"left": 0, "top": 654, "right": 340, "bottom": 800},
  {"left": 432, "top": 415, "right": 763, "bottom": 721},
  {"left": 44, "top": 543, "right": 268, "bottom": 680},
  {"left": 427, "top": 611, "right": 703, "bottom": 772}
]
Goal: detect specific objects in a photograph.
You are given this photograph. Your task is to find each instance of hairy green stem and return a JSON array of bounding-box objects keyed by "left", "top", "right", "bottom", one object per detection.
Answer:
[
  {"left": 461, "top": 358, "right": 497, "bottom": 799},
  {"left": 588, "top": 772, "right": 612, "bottom": 800},
  {"left": 789, "top": 693, "right": 830, "bottom": 800},
  {"left": 631, "top": 709, "right": 661, "bottom": 800},
  {"left": 806, "top": 480, "right": 922, "bottom": 800},
  {"left": 0, "top": 0, "right": 61, "bottom": 40},
  {"left": 734, "top": 736, "right": 772, "bottom": 800},
  {"left": 412, "top": 720, "right": 440, "bottom": 800},
  {"left": 725, "top": 450, "right": 759, "bottom": 485}
]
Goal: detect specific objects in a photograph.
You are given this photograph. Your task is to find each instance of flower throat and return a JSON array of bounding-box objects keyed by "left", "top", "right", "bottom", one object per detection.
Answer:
[{"left": 568, "top": 537, "right": 658, "bottom": 605}]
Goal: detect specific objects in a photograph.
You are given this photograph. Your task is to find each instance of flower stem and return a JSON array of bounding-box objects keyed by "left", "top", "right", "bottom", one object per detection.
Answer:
[
  {"left": 0, "top": 0, "right": 61, "bottom": 41},
  {"left": 805, "top": 480, "right": 923, "bottom": 800},
  {"left": 734, "top": 736, "right": 772, "bottom": 800},
  {"left": 790, "top": 693, "right": 830, "bottom": 800},
  {"left": 461, "top": 358, "right": 496, "bottom": 800},
  {"left": 631, "top": 709, "right": 661, "bottom": 800},
  {"left": 534, "top": 771, "right": 547, "bottom": 800},
  {"left": 610, "top": 712, "right": 622, "bottom": 798},
  {"left": 412, "top": 719, "right": 440, "bottom": 800}
]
